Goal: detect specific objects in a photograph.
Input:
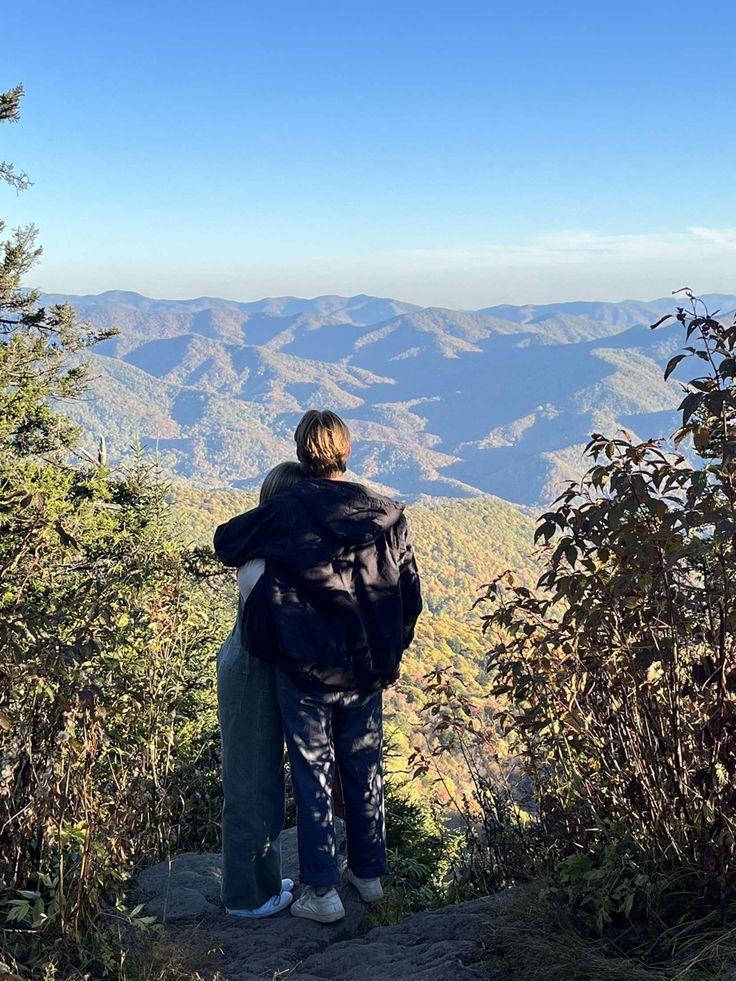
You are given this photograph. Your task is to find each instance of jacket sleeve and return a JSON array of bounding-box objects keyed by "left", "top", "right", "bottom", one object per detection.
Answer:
[
  {"left": 396, "top": 513, "right": 422, "bottom": 650},
  {"left": 213, "top": 497, "right": 289, "bottom": 567}
]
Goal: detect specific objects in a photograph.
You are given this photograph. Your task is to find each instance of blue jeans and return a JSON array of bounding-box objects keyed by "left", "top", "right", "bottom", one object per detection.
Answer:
[
  {"left": 276, "top": 671, "right": 387, "bottom": 887},
  {"left": 217, "top": 621, "right": 285, "bottom": 909}
]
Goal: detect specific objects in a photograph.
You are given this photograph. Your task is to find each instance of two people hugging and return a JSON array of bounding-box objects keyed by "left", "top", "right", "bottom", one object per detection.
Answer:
[{"left": 213, "top": 409, "right": 423, "bottom": 923}]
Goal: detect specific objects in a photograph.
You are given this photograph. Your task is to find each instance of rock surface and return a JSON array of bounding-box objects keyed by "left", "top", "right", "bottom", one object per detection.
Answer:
[
  {"left": 290, "top": 894, "right": 511, "bottom": 981},
  {"left": 135, "top": 829, "right": 510, "bottom": 980}
]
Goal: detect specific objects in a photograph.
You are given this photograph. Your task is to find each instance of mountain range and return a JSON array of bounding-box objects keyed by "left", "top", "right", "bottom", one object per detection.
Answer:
[{"left": 46, "top": 289, "right": 736, "bottom": 506}]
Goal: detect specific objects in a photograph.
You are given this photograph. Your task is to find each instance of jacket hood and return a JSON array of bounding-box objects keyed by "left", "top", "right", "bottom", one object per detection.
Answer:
[{"left": 289, "top": 479, "right": 404, "bottom": 547}]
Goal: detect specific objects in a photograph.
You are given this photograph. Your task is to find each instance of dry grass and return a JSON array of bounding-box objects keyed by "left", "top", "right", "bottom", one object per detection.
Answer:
[
  {"left": 117, "top": 945, "right": 204, "bottom": 981},
  {"left": 488, "top": 889, "right": 736, "bottom": 981}
]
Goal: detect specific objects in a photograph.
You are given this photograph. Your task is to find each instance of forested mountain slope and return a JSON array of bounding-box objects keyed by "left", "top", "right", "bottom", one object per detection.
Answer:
[{"left": 48, "top": 290, "right": 736, "bottom": 505}]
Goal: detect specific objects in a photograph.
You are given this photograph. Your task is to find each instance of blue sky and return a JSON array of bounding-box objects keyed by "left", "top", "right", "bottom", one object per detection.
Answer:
[{"left": 2, "top": 0, "right": 735, "bottom": 306}]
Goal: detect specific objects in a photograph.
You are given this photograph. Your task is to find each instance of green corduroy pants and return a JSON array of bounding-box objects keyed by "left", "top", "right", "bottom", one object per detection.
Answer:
[{"left": 217, "top": 619, "right": 285, "bottom": 910}]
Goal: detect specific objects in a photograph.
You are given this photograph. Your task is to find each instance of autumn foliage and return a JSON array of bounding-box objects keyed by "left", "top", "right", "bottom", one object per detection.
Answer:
[{"left": 480, "top": 292, "right": 736, "bottom": 941}]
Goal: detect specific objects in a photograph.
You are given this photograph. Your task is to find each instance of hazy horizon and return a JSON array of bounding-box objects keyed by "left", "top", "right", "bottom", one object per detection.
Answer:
[{"left": 39, "top": 283, "right": 736, "bottom": 311}]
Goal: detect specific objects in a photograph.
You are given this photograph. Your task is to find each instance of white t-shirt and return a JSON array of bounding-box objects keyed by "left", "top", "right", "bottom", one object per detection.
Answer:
[{"left": 236, "top": 558, "right": 265, "bottom": 604}]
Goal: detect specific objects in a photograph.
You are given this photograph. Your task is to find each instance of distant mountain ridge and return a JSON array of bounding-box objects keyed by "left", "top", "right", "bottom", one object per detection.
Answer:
[{"left": 46, "top": 289, "right": 736, "bottom": 505}]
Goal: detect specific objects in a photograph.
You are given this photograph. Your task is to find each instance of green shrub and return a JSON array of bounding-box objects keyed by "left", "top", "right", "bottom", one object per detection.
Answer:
[
  {"left": 0, "top": 456, "right": 229, "bottom": 975},
  {"left": 475, "top": 292, "right": 736, "bottom": 957}
]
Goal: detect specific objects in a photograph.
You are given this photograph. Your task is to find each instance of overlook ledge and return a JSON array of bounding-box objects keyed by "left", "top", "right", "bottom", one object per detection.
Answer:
[{"left": 135, "top": 826, "right": 513, "bottom": 980}]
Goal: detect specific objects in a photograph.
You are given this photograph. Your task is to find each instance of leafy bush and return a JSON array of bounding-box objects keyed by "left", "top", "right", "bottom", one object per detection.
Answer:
[
  {"left": 475, "top": 291, "right": 736, "bottom": 957},
  {"left": 0, "top": 454, "right": 229, "bottom": 974}
]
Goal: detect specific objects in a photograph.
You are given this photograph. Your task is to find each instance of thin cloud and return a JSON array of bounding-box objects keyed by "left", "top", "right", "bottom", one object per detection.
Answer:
[
  {"left": 688, "top": 227, "right": 736, "bottom": 248},
  {"left": 397, "top": 228, "right": 736, "bottom": 269}
]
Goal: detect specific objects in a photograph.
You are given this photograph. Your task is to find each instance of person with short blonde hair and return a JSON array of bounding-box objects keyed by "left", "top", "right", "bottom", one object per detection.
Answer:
[{"left": 294, "top": 409, "right": 351, "bottom": 477}]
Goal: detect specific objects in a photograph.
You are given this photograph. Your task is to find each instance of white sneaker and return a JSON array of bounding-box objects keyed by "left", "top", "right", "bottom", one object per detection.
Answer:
[
  {"left": 282, "top": 878, "right": 295, "bottom": 891},
  {"left": 290, "top": 887, "right": 345, "bottom": 923},
  {"left": 226, "top": 889, "right": 294, "bottom": 918},
  {"left": 346, "top": 868, "right": 384, "bottom": 903}
]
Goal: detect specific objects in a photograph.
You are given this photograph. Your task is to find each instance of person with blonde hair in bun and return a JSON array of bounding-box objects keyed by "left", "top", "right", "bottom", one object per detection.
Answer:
[{"left": 217, "top": 461, "right": 304, "bottom": 918}]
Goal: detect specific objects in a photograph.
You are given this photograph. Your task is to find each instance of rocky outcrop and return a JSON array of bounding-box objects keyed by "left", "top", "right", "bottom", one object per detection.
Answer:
[
  {"left": 287, "top": 894, "right": 511, "bottom": 981},
  {"left": 134, "top": 828, "right": 510, "bottom": 980}
]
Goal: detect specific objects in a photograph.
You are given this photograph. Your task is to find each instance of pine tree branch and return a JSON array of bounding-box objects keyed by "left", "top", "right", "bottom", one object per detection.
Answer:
[
  {"left": 0, "top": 86, "right": 30, "bottom": 190},
  {"left": 0, "top": 162, "right": 31, "bottom": 192},
  {"left": 0, "top": 85, "right": 23, "bottom": 123}
]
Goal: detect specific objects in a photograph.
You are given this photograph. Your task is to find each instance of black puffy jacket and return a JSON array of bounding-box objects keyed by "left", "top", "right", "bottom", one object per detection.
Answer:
[{"left": 213, "top": 479, "right": 422, "bottom": 690}]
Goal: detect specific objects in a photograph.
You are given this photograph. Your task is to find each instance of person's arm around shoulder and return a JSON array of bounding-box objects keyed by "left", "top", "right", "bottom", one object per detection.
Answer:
[{"left": 214, "top": 496, "right": 289, "bottom": 568}]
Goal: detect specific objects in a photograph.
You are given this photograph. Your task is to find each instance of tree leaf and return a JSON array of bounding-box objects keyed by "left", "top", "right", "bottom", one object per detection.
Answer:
[
  {"left": 650, "top": 314, "right": 673, "bottom": 330},
  {"left": 664, "top": 354, "right": 686, "bottom": 381}
]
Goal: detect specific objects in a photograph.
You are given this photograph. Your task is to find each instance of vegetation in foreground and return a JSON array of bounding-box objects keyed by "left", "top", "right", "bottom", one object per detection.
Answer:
[{"left": 429, "top": 291, "right": 736, "bottom": 978}]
